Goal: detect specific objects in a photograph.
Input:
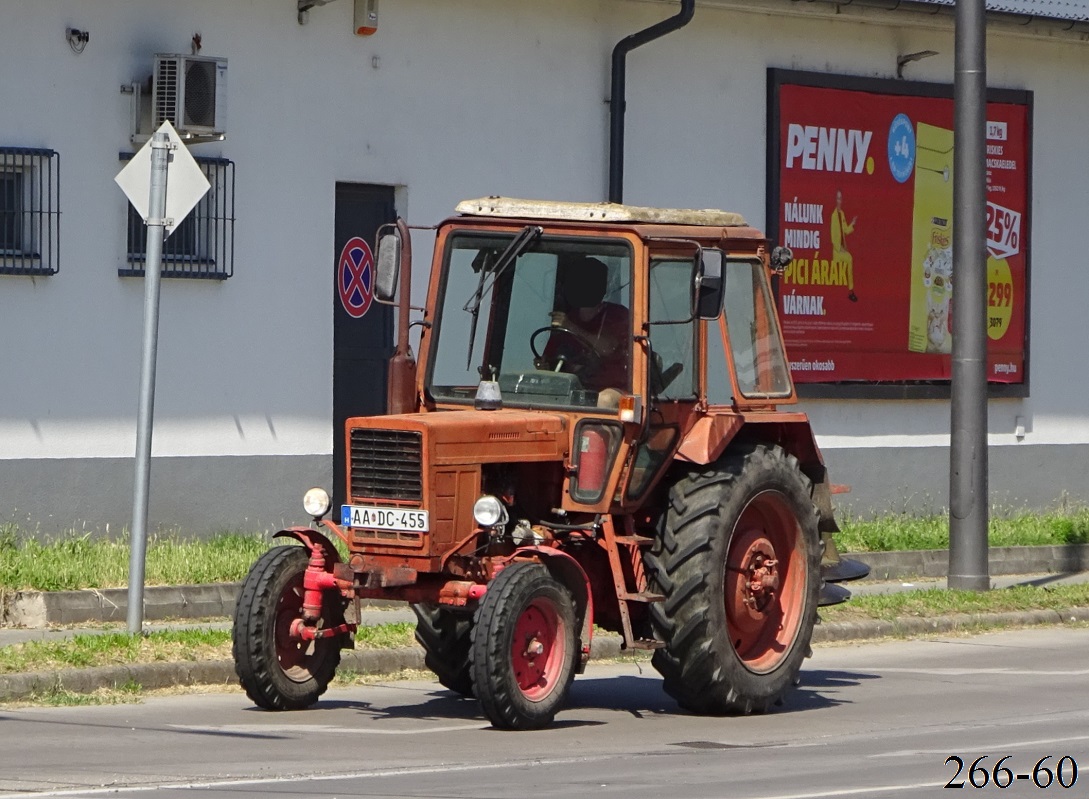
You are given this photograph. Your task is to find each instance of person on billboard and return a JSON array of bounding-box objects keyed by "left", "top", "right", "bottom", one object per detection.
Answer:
[{"left": 830, "top": 189, "right": 859, "bottom": 302}]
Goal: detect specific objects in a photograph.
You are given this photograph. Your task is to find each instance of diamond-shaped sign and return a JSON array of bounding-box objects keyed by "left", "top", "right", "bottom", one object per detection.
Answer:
[{"left": 115, "top": 121, "right": 211, "bottom": 237}]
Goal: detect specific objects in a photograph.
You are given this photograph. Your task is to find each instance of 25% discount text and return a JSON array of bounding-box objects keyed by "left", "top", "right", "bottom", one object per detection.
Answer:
[{"left": 945, "top": 755, "right": 1078, "bottom": 790}]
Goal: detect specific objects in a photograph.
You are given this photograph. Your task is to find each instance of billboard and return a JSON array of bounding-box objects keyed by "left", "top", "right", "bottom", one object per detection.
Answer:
[{"left": 767, "top": 70, "right": 1032, "bottom": 396}]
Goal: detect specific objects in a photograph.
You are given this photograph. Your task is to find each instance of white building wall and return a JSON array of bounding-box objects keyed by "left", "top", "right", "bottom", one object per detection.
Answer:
[{"left": 1, "top": 0, "right": 1087, "bottom": 533}]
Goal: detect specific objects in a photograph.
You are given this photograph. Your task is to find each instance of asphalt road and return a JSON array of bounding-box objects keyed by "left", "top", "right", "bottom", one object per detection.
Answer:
[{"left": 2, "top": 627, "right": 1088, "bottom": 799}]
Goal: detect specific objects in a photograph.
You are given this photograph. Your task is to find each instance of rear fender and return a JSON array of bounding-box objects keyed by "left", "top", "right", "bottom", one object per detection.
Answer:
[
  {"left": 677, "top": 417, "right": 840, "bottom": 533},
  {"left": 507, "top": 546, "right": 594, "bottom": 671},
  {"left": 734, "top": 420, "right": 837, "bottom": 530}
]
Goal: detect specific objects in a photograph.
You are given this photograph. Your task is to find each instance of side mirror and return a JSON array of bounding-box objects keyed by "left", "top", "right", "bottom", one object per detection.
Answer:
[
  {"left": 374, "top": 229, "right": 402, "bottom": 303},
  {"left": 770, "top": 245, "right": 793, "bottom": 272},
  {"left": 694, "top": 247, "right": 725, "bottom": 320}
]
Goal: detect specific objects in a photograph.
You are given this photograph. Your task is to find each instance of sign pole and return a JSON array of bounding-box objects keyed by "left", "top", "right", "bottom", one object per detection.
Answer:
[
  {"left": 127, "top": 131, "right": 173, "bottom": 633},
  {"left": 948, "top": 0, "right": 990, "bottom": 591}
]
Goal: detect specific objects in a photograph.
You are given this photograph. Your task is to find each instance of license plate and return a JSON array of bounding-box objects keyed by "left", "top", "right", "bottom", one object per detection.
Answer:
[{"left": 341, "top": 504, "right": 429, "bottom": 533}]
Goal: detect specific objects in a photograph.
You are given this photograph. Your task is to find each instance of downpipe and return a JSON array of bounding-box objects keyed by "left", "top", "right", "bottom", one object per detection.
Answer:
[{"left": 609, "top": 0, "right": 696, "bottom": 204}]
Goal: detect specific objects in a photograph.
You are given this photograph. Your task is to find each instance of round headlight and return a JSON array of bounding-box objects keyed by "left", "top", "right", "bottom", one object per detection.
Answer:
[
  {"left": 473, "top": 495, "right": 508, "bottom": 528},
  {"left": 303, "top": 487, "right": 332, "bottom": 518}
]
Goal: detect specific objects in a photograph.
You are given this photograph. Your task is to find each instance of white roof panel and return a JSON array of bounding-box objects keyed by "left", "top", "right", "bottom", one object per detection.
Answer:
[
  {"left": 912, "top": 0, "right": 1089, "bottom": 20},
  {"left": 456, "top": 197, "right": 747, "bottom": 227}
]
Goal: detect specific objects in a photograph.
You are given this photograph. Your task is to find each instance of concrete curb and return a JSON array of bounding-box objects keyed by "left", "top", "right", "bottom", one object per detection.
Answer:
[
  {"left": 812, "top": 605, "right": 1089, "bottom": 643},
  {"left": 3, "top": 544, "right": 1087, "bottom": 628},
  {"left": 856, "top": 544, "right": 1089, "bottom": 581},
  {"left": 1, "top": 584, "right": 241, "bottom": 628},
  {"left": 2, "top": 609, "right": 1088, "bottom": 703},
  {"left": 0, "top": 635, "right": 627, "bottom": 702},
  {"left": 0, "top": 583, "right": 402, "bottom": 628}
]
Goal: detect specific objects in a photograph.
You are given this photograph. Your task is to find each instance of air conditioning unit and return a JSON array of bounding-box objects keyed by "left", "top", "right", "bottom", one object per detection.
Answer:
[{"left": 152, "top": 54, "right": 227, "bottom": 137}]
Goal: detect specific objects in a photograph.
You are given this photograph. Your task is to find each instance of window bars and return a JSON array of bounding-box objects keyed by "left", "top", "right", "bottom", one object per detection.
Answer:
[
  {"left": 0, "top": 147, "right": 60, "bottom": 276},
  {"left": 121, "top": 153, "right": 235, "bottom": 279}
]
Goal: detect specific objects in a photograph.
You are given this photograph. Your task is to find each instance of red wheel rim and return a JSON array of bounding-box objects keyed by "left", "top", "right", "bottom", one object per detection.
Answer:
[
  {"left": 511, "top": 597, "right": 567, "bottom": 701},
  {"left": 724, "top": 490, "right": 806, "bottom": 673},
  {"left": 273, "top": 574, "right": 320, "bottom": 682}
]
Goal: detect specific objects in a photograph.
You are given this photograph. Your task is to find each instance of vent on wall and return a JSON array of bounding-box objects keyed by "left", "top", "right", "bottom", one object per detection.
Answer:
[{"left": 152, "top": 54, "right": 227, "bottom": 137}]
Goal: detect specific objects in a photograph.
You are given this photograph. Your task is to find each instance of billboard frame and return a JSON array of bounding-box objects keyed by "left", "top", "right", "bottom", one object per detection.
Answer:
[{"left": 766, "top": 68, "right": 1033, "bottom": 400}]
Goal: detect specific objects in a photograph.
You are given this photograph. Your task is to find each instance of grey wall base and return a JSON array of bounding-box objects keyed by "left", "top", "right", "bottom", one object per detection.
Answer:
[
  {"left": 0, "top": 454, "right": 330, "bottom": 538},
  {"left": 1, "top": 444, "right": 1086, "bottom": 538},
  {"left": 822, "top": 444, "right": 1089, "bottom": 517}
]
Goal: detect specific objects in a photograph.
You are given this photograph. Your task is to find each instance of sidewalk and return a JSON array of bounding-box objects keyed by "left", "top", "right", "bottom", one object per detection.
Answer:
[{"left": 1, "top": 547, "right": 1087, "bottom": 702}]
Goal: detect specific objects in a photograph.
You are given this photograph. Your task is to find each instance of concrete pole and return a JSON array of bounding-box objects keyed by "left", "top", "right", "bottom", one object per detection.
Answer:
[
  {"left": 128, "top": 132, "right": 172, "bottom": 632},
  {"left": 948, "top": 0, "right": 990, "bottom": 591}
]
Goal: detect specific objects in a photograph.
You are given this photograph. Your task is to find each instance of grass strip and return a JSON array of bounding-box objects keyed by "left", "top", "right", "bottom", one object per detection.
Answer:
[
  {"left": 836, "top": 508, "right": 1089, "bottom": 552},
  {"left": 2, "top": 507, "right": 1089, "bottom": 591},
  {"left": 821, "top": 582, "right": 1089, "bottom": 622},
  {"left": 0, "top": 623, "right": 417, "bottom": 675},
  {"left": 20, "top": 681, "right": 146, "bottom": 707},
  {"left": 0, "top": 629, "right": 232, "bottom": 674},
  {"left": 0, "top": 531, "right": 270, "bottom": 591}
]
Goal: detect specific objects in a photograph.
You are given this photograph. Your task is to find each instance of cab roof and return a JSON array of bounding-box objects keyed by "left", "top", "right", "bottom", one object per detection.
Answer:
[{"left": 456, "top": 197, "right": 747, "bottom": 228}]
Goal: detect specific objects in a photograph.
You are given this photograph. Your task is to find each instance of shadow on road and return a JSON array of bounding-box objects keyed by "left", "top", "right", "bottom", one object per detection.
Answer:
[
  {"left": 568, "top": 674, "right": 676, "bottom": 718},
  {"left": 568, "top": 669, "right": 877, "bottom": 718},
  {"left": 339, "top": 691, "right": 482, "bottom": 723},
  {"left": 318, "top": 668, "right": 878, "bottom": 726},
  {"left": 1017, "top": 572, "right": 1084, "bottom": 588},
  {"left": 782, "top": 669, "right": 878, "bottom": 713}
]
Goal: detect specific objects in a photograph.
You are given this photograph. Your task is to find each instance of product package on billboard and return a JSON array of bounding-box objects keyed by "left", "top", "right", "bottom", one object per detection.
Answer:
[{"left": 908, "top": 122, "right": 954, "bottom": 355}]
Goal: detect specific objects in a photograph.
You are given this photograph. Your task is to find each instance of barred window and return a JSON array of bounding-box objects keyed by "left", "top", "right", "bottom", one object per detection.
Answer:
[
  {"left": 120, "top": 153, "right": 235, "bottom": 280},
  {"left": 0, "top": 147, "right": 60, "bottom": 276}
]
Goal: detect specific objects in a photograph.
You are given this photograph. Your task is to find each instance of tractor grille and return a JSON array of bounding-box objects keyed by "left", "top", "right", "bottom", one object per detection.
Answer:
[{"left": 349, "top": 429, "right": 423, "bottom": 501}]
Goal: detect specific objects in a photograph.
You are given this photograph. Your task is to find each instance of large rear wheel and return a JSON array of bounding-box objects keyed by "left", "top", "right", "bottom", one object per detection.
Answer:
[
  {"left": 412, "top": 602, "right": 475, "bottom": 697},
  {"left": 471, "top": 563, "right": 577, "bottom": 730},
  {"left": 646, "top": 444, "right": 819, "bottom": 714},
  {"left": 232, "top": 545, "right": 345, "bottom": 710}
]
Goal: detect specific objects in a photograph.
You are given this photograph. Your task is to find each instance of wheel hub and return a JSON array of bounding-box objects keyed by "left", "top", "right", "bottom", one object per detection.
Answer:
[
  {"left": 511, "top": 601, "right": 564, "bottom": 700},
  {"left": 723, "top": 490, "right": 807, "bottom": 674},
  {"left": 275, "top": 582, "right": 322, "bottom": 682},
  {"left": 732, "top": 536, "right": 779, "bottom": 622}
]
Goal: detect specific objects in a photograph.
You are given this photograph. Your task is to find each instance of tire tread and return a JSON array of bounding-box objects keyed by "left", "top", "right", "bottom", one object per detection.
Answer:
[
  {"left": 648, "top": 444, "right": 820, "bottom": 715},
  {"left": 232, "top": 545, "right": 342, "bottom": 711}
]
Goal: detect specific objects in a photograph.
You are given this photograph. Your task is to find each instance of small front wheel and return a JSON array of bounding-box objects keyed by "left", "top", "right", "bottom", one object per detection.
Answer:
[
  {"left": 232, "top": 545, "right": 345, "bottom": 710},
  {"left": 471, "top": 563, "right": 577, "bottom": 730}
]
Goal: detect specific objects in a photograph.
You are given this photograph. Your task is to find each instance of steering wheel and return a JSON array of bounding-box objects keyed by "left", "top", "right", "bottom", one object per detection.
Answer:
[{"left": 530, "top": 326, "right": 604, "bottom": 375}]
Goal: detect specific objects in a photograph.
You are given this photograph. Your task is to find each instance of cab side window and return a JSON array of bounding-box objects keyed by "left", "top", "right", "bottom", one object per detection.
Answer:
[{"left": 648, "top": 258, "right": 697, "bottom": 399}]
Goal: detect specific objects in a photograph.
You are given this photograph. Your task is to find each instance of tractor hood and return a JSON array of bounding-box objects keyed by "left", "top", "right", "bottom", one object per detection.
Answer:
[{"left": 345, "top": 409, "right": 570, "bottom": 468}]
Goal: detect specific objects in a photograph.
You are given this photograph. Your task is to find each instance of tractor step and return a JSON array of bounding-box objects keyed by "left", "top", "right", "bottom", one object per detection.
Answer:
[
  {"left": 613, "top": 534, "right": 655, "bottom": 546},
  {"left": 626, "top": 638, "right": 667, "bottom": 650},
  {"left": 621, "top": 591, "right": 665, "bottom": 603}
]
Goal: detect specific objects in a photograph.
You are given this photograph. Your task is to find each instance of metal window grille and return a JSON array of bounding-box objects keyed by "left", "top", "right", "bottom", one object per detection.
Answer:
[
  {"left": 0, "top": 147, "right": 60, "bottom": 276},
  {"left": 120, "top": 153, "right": 235, "bottom": 280}
]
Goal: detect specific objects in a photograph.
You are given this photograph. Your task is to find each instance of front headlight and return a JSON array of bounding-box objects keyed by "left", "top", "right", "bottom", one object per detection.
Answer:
[
  {"left": 473, "top": 495, "right": 508, "bottom": 528},
  {"left": 303, "top": 487, "right": 332, "bottom": 518}
]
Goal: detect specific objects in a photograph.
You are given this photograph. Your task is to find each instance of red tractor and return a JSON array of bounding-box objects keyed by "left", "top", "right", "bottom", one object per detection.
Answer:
[{"left": 232, "top": 197, "right": 867, "bottom": 729}]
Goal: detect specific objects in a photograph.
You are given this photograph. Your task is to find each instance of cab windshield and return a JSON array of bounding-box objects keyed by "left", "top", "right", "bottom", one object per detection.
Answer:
[{"left": 428, "top": 232, "right": 633, "bottom": 410}]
